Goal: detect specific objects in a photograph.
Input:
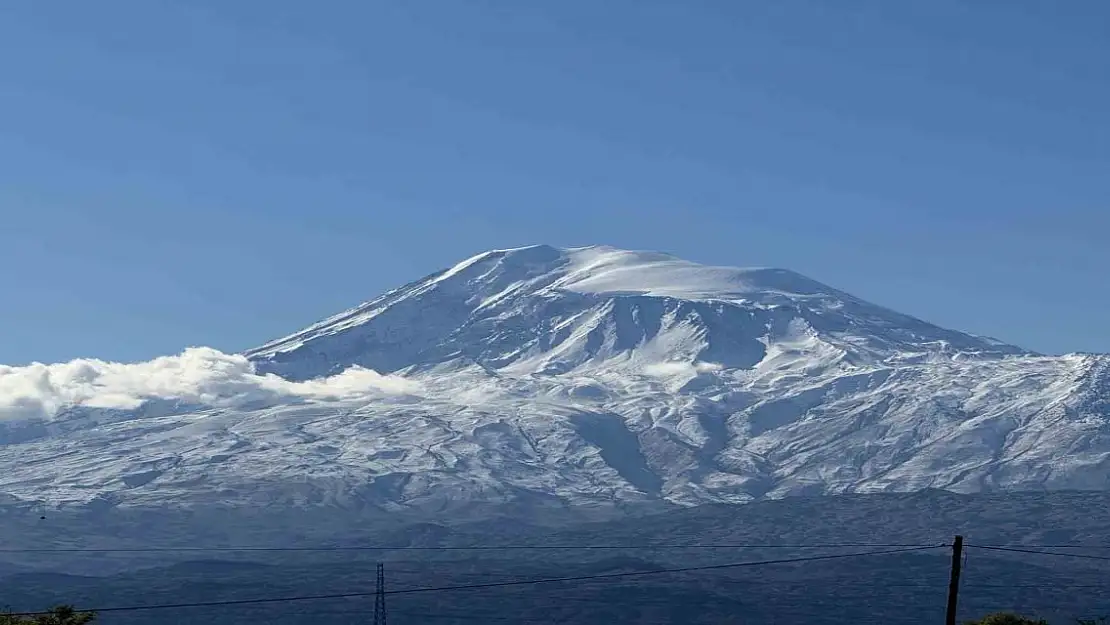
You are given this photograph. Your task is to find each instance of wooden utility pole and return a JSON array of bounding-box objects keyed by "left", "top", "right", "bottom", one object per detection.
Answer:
[{"left": 946, "top": 535, "right": 964, "bottom": 625}]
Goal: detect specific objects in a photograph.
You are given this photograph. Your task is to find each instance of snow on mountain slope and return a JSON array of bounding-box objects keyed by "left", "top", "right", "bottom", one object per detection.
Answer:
[
  {"left": 245, "top": 245, "right": 1026, "bottom": 381},
  {"left": 1, "top": 245, "right": 1107, "bottom": 512}
]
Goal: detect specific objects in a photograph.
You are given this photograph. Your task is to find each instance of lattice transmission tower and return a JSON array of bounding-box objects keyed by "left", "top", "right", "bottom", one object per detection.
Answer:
[{"left": 373, "top": 562, "right": 387, "bottom": 625}]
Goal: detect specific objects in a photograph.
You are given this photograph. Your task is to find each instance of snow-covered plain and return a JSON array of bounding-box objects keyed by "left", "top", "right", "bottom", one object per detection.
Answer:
[{"left": 2, "top": 245, "right": 1108, "bottom": 511}]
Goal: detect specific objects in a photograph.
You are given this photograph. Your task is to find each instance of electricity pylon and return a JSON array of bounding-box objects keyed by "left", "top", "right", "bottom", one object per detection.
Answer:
[{"left": 373, "top": 562, "right": 387, "bottom": 625}]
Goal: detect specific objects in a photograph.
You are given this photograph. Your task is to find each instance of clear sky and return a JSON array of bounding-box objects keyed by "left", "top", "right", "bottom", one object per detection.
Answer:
[{"left": 1, "top": 0, "right": 1107, "bottom": 364}]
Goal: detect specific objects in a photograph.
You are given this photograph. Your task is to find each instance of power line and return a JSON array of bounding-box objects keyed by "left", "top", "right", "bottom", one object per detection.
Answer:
[
  {"left": 383, "top": 566, "right": 949, "bottom": 587},
  {"left": 963, "top": 584, "right": 1109, "bottom": 589},
  {"left": 391, "top": 612, "right": 541, "bottom": 622},
  {"left": 977, "top": 545, "right": 1110, "bottom": 550},
  {"left": 4, "top": 544, "right": 946, "bottom": 617},
  {"left": 389, "top": 612, "right": 713, "bottom": 624},
  {"left": 11, "top": 541, "right": 1110, "bottom": 554},
  {"left": 384, "top": 545, "right": 945, "bottom": 595},
  {"left": 0, "top": 542, "right": 945, "bottom": 553},
  {"left": 6, "top": 590, "right": 381, "bottom": 617},
  {"left": 706, "top": 579, "right": 945, "bottom": 589},
  {"left": 967, "top": 544, "right": 1110, "bottom": 562},
  {"left": 390, "top": 612, "right": 759, "bottom": 625}
]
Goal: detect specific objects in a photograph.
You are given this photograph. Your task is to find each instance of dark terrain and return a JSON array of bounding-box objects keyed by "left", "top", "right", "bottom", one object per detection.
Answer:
[{"left": 3, "top": 490, "right": 1109, "bottom": 624}]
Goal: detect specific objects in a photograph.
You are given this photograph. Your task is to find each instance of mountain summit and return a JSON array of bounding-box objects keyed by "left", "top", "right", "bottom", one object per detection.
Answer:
[
  {"left": 1, "top": 245, "right": 1107, "bottom": 511},
  {"left": 246, "top": 245, "right": 1026, "bottom": 381}
]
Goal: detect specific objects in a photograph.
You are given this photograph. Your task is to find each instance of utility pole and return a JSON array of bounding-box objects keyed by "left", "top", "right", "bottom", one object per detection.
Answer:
[
  {"left": 946, "top": 535, "right": 964, "bottom": 625},
  {"left": 373, "top": 562, "right": 387, "bottom": 625}
]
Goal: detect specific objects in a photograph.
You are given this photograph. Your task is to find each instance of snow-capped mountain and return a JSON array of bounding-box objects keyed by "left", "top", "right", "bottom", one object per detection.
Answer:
[
  {"left": 2, "top": 245, "right": 1108, "bottom": 511},
  {"left": 246, "top": 245, "right": 1026, "bottom": 380}
]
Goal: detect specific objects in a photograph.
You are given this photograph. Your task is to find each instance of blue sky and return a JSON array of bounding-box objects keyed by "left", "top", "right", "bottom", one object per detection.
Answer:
[{"left": 1, "top": 0, "right": 1107, "bottom": 364}]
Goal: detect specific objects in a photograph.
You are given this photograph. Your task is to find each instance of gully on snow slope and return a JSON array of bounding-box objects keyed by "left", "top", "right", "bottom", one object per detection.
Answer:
[{"left": 1, "top": 245, "right": 1108, "bottom": 511}]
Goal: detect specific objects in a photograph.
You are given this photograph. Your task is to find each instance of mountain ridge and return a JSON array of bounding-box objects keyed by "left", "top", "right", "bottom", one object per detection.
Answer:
[
  {"left": 0, "top": 245, "right": 1106, "bottom": 512},
  {"left": 246, "top": 244, "right": 1029, "bottom": 381}
]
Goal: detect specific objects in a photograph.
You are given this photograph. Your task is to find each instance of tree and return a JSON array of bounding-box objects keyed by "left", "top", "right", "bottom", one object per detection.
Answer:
[{"left": 0, "top": 606, "right": 96, "bottom": 624}]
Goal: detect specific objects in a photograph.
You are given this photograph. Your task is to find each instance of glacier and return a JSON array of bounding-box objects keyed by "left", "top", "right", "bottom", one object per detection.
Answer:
[{"left": 1, "top": 244, "right": 1108, "bottom": 512}]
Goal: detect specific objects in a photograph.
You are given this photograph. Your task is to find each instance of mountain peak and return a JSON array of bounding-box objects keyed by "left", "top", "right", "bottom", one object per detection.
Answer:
[
  {"left": 440, "top": 244, "right": 833, "bottom": 301},
  {"left": 245, "top": 245, "right": 1028, "bottom": 380}
]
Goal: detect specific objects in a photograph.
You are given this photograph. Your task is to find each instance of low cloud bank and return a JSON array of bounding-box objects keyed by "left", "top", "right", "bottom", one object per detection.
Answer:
[{"left": 0, "top": 347, "right": 420, "bottom": 422}]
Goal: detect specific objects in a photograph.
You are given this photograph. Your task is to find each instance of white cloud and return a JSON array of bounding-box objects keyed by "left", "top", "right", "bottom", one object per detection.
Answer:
[{"left": 0, "top": 347, "right": 421, "bottom": 422}]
